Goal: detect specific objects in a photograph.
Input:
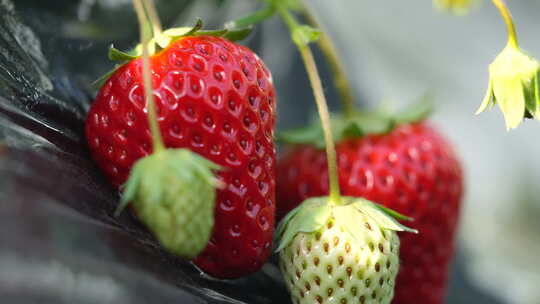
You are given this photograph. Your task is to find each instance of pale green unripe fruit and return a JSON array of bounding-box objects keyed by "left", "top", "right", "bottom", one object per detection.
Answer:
[
  {"left": 118, "top": 149, "right": 220, "bottom": 259},
  {"left": 280, "top": 216, "right": 400, "bottom": 304},
  {"left": 275, "top": 197, "right": 416, "bottom": 304}
]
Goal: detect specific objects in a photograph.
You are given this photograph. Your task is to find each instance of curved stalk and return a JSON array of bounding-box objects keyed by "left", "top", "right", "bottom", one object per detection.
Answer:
[
  {"left": 491, "top": 0, "right": 518, "bottom": 49},
  {"left": 302, "top": 4, "right": 355, "bottom": 118},
  {"left": 277, "top": 6, "right": 342, "bottom": 205},
  {"left": 133, "top": 0, "right": 165, "bottom": 152}
]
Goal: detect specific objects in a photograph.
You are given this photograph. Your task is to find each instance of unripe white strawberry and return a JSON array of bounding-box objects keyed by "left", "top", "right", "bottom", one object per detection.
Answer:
[{"left": 275, "top": 197, "right": 416, "bottom": 304}]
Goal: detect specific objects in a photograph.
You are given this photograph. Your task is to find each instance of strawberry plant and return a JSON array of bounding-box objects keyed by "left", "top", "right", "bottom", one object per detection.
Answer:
[{"left": 79, "top": 0, "right": 540, "bottom": 302}]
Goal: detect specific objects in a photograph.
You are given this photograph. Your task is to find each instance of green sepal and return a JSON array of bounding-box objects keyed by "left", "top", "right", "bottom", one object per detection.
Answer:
[
  {"left": 277, "top": 122, "right": 324, "bottom": 146},
  {"left": 278, "top": 97, "right": 433, "bottom": 147},
  {"left": 275, "top": 197, "right": 332, "bottom": 252},
  {"left": 92, "top": 64, "right": 124, "bottom": 89},
  {"left": 274, "top": 196, "right": 417, "bottom": 253},
  {"left": 108, "top": 44, "right": 138, "bottom": 62},
  {"left": 116, "top": 148, "right": 221, "bottom": 259},
  {"left": 94, "top": 19, "right": 253, "bottom": 88},
  {"left": 373, "top": 204, "right": 413, "bottom": 222},
  {"left": 341, "top": 113, "right": 396, "bottom": 138},
  {"left": 222, "top": 27, "right": 253, "bottom": 42},
  {"left": 477, "top": 45, "right": 540, "bottom": 130},
  {"left": 354, "top": 201, "right": 418, "bottom": 234}
]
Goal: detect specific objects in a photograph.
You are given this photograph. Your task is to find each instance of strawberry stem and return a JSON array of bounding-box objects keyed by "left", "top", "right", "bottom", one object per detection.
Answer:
[
  {"left": 133, "top": 0, "right": 165, "bottom": 152},
  {"left": 277, "top": 6, "right": 342, "bottom": 205},
  {"left": 491, "top": 0, "right": 518, "bottom": 49},
  {"left": 225, "top": 5, "right": 276, "bottom": 29},
  {"left": 142, "top": 0, "right": 163, "bottom": 37},
  {"left": 301, "top": 4, "right": 355, "bottom": 118}
]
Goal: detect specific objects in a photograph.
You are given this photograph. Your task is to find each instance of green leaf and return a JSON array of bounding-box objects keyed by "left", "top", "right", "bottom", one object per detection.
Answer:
[
  {"left": 275, "top": 197, "right": 333, "bottom": 252},
  {"left": 108, "top": 45, "right": 138, "bottom": 62}
]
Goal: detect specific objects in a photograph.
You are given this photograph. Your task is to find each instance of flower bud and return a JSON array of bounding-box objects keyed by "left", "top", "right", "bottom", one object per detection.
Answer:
[{"left": 477, "top": 45, "right": 540, "bottom": 130}]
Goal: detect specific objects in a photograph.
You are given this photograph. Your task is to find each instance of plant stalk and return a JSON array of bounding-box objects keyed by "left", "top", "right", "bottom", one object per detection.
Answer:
[
  {"left": 142, "top": 0, "right": 163, "bottom": 36},
  {"left": 278, "top": 6, "right": 342, "bottom": 205},
  {"left": 491, "top": 0, "right": 518, "bottom": 49},
  {"left": 133, "top": 0, "right": 165, "bottom": 152},
  {"left": 302, "top": 3, "right": 355, "bottom": 118},
  {"left": 226, "top": 5, "right": 276, "bottom": 29}
]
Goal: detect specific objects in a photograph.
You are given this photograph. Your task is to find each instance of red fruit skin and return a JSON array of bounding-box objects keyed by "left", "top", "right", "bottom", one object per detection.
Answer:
[
  {"left": 276, "top": 122, "right": 462, "bottom": 304},
  {"left": 86, "top": 36, "right": 276, "bottom": 279}
]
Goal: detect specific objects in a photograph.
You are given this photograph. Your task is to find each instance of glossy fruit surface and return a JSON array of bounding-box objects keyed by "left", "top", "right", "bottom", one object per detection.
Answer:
[
  {"left": 86, "top": 36, "right": 276, "bottom": 278},
  {"left": 277, "top": 122, "right": 462, "bottom": 303}
]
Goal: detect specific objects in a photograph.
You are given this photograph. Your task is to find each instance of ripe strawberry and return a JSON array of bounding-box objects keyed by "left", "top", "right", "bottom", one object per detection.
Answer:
[
  {"left": 276, "top": 197, "right": 416, "bottom": 304},
  {"left": 276, "top": 110, "right": 463, "bottom": 303},
  {"left": 86, "top": 30, "right": 277, "bottom": 278}
]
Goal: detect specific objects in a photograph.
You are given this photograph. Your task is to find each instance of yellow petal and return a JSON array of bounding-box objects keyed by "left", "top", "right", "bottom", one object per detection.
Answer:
[{"left": 476, "top": 79, "right": 495, "bottom": 115}]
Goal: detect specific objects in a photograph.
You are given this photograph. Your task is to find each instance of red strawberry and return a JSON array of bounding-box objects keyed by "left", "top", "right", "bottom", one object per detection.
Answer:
[
  {"left": 276, "top": 111, "right": 462, "bottom": 303},
  {"left": 86, "top": 33, "right": 277, "bottom": 279}
]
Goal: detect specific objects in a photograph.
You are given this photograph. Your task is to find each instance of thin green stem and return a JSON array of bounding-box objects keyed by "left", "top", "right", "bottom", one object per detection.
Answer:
[
  {"left": 302, "top": 3, "right": 355, "bottom": 118},
  {"left": 141, "top": 0, "right": 163, "bottom": 38},
  {"left": 491, "top": 0, "right": 518, "bottom": 49},
  {"left": 133, "top": 0, "right": 165, "bottom": 152},
  {"left": 277, "top": 6, "right": 341, "bottom": 205},
  {"left": 226, "top": 5, "right": 276, "bottom": 29}
]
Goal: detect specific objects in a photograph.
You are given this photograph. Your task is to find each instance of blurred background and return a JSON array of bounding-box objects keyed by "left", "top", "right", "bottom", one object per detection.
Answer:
[{"left": 1, "top": 0, "right": 540, "bottom": 303}]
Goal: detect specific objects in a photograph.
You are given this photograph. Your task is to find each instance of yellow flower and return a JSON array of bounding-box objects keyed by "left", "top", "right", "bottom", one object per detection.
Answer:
[
  {"left": 434, "top": 0, "right": 478, "bottom": 15},
  {"left": 475, "top": 0, "right": 540, "bottom": 130}
]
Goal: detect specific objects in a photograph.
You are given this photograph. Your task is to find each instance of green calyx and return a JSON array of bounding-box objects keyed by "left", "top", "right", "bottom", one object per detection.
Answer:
[
  {"left": 116, "top": 148, "right": 221, "bottom": 259},
  {"left": 274, "top": 197, "right": 417, "bottom": 253},
  {"left": 433, "top": 0, "right": 479, "bottom": 15},
  {"left": 477, "top": 44, "right": 540, "bottom": 130},
  {"left": 93, "top": 19, "right": 252, "bottom": 88},
  {"left": 278, "top": 97, "right": 432, "bottom": 148}
]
